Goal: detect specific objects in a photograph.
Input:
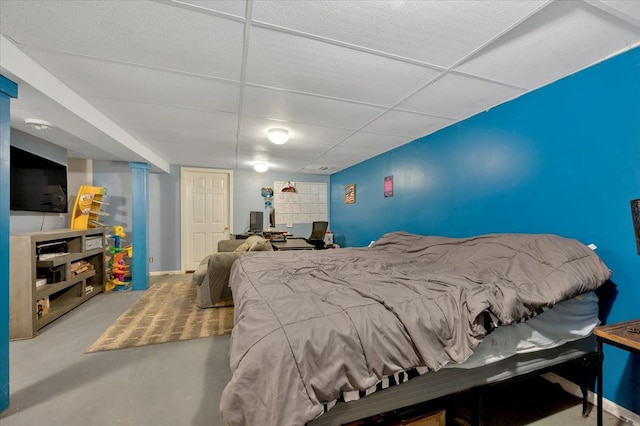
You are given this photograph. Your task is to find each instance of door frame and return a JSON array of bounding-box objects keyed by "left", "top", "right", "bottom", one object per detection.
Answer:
[{"left": 180, "top": 167, "right": 234, "bottom": 273}]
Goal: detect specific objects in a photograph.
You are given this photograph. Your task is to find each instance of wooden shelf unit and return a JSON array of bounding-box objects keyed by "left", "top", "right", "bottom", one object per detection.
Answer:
[{"left": 10, "top": 227, "right": 107, "bottom": 339}]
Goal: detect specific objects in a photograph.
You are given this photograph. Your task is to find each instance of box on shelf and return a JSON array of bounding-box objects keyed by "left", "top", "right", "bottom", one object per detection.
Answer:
[
  {"left": 85, "top": 235, "right": 104, "bottom": 251},
  {"left": 35, "top": 278, "right": 47, "bottom": 288},
  {"left": 36, "top": 297, "right": 49, "bottom": 319},
  {"left": 402, "top": 410, "right": 445, "bottom": 426},
  {"left": 45, "top": 266, "right": 64, "bottom": 283},
  {"left": 70, "top": 260, "right": 94, "bottom": 276},
  {"left": 36, "top": 240, "right": 68, "bottom": 261}
]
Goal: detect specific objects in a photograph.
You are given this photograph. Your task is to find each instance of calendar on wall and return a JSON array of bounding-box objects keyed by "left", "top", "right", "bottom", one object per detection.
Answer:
[{"left": 273, "top": 181, "right": 327, "bottom": 227}]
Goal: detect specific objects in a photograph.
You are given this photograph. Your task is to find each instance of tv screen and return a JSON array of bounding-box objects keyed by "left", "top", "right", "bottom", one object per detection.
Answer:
[{"left": 10, "top": 145, "right": 68, "bottom": 213}]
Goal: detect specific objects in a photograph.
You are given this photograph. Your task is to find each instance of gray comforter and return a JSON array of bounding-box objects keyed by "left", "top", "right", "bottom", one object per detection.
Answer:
[{"left": 220, "top": 232, "right": 611, "bottom": 425}]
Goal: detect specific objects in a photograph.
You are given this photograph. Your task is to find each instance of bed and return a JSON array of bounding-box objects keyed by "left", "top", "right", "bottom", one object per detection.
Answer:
[{"left": 220, "top": 232, "right": 611, "bottom": 425}]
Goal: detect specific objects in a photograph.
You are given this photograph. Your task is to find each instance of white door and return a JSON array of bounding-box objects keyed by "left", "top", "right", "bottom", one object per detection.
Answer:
[{"left": 181, "top": 167, "right": 232, "bottom": 272}]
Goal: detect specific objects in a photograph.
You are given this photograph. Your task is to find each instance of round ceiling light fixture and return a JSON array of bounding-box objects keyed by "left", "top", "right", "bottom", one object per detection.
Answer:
[
  {"left": 253, "top": 162, "right": 269, "bottom": 173},
  {"left": 267, "top": 128, "right": 289, "bottom": 145},
  {"left": 25, "top": 118, "right": 54, "bottom": 131}
]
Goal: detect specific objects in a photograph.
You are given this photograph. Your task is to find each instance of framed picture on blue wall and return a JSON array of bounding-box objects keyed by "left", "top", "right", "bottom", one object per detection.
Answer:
[
  {"left": 384, "top": 175, "right": 393, "bottom": 198},
  {"left": 630, "top": 198, "right": 640, "bottom": 254},
  {"left": 344, "top": 184, "right": 355, "bottom": 204}
]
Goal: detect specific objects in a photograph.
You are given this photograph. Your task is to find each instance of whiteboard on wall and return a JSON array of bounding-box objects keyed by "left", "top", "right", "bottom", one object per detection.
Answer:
[{"left": 274, "top": 181, "right": 327, "bottom": 227}]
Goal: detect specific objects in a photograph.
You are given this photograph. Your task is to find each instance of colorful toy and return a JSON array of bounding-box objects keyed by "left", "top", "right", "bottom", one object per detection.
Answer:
[
  {"left": 261, "top": 187, "right": 273, "bottom": 207},
  {"left": 70, "top": 185, "right": 109, "bottom": 229},
  {"left": 106, "top": 225, "right": 132, "bottom": 292},
  {"left": 111, "top": 252, "right": 130, "bottom": 283},
  {"left": 110, "top": 225, "right": 126, "bottom": 249}
]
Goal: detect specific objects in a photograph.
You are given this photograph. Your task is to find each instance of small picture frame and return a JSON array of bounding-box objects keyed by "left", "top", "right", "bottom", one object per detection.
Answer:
[
  {"left": 631, "top": 199, "right": 640, "bottom": 254},
  {"left": 344, "top": 184, "right": 356, "bottom": 204},
  {"left": 384, "top": 175, "right": 393, "bottom": 198}
]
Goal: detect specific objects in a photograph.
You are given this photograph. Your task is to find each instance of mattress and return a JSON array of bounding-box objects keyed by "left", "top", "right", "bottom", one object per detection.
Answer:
[{"left": 336, "top": 291, "right": 599, "bottom": 404}]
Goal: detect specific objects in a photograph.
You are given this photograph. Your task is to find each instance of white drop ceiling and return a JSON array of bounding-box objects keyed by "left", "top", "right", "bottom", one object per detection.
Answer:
[{"left": 1, "top": 0, "right": 639, "bottom": 174}]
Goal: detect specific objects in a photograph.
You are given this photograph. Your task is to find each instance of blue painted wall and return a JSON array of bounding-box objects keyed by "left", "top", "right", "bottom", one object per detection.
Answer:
[
  {"left": 130, "top": 162, "right": 150, "bottom": 290},
  {"left": 330, "top": 47, "right": 640, "bottom": 413},
  {"left": 1, "top": 74, "right": 18, "bottom": 414}
]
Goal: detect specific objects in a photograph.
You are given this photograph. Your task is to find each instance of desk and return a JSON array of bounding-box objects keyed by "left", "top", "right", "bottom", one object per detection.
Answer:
[
  {"left": 594, "top": 319, "right": 640, "bottom": 426},
  {"left": 232, "top": 233, "right": 261, "bottom": 240},
  {"left": 272, "top": 239, "right": 315, "bottom": 251}
]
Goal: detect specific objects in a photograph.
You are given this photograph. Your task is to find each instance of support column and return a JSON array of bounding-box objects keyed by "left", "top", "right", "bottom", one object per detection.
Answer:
[
  {"left": 130, "top": 162, "right": 150, "bottom": 291},
  {"left": 0, "top": 75, "right": 18, "bottom": 413}
]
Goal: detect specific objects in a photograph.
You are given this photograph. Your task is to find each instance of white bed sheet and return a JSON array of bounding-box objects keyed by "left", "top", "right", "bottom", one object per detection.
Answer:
[{"left": 451, "top": 291, "right": 599, "bottom": 369}]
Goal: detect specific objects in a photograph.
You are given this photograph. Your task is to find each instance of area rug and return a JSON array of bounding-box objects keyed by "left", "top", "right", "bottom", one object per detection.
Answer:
[{"left": 86, "top": 280, "right": 234, "bottom": 353}]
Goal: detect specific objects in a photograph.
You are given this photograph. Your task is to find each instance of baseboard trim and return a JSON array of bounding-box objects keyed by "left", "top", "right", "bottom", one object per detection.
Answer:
[
  {"left": 149, "top": 270, "right": 184, "bottom": 276},
  {"left": 542, "top": 372, "right": 639, "bottom": 425}
]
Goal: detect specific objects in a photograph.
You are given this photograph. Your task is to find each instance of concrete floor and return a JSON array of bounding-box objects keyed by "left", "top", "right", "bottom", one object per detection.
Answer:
[{"left": 0, "top": 274, "right": 626, "bottom": 426}]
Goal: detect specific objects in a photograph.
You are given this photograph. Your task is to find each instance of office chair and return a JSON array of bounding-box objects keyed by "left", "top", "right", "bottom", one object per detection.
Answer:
[{"left": 306, "top": 221, "right": 328, "bottom": 249}]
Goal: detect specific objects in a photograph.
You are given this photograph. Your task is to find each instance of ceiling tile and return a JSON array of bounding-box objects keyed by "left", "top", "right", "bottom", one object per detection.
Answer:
[
  {"left": 246, "top": 27, "right": 439, "bottom": 106},
  {"left": 600, "top": 0, "right": 640, "bottom": 22},
  {"left": 129, "top": 124, "right": 236, "bottom": 149},
  {"left": 19, "top": 47, "right": 240, "bottom": 113},
  {"left": 299, "top": 165, "right": 335, "bottom": 175},
  {"left": 236, "top": 120, "right": 360, "bottom": 172},
  {"left": 400, "top": 74, "right": 526, "bottom": 119},
  {"left": 454, "top": 1, "right": 640, "bottom": 89},
  {"left": 235, "top": 152, "right": 314, "bottom": 173},
  {"left": 361, "top": 110, "right": 454, "bottom": 139},
  {"left": 3, "top": 0, "right": 640, "bottom": 174},
  {"left": 171, "top": 0, "right": 247, "bottom": 18},
  {"left": 339, "top": 132, "right": 410, "bottom": 152},
  {"left": 252, "top": 0, "right": 547, "bottom": 68},
  {"left": 278, "top": 162, "right": 327, "bottom": 174},
  {"left": 242, "top": 86, "right": 386, "bottom": 130},
  {"left": 85, "top": 97, "right": 238, "bottom": 134},
  {"left": 0, "top": 0, "right": 245, "bottom": 78},
  {"left": 312, "top": 145, "right": 381, "bottom": 170},
  {"left": 238, "top": 138, "right": 329, "bottom": 164},
  {"left": 159, "top": 144, "right": 238, "bottom": 169},
  {"left": 239, "top": 116, "right": 352, "bottom": 148}
]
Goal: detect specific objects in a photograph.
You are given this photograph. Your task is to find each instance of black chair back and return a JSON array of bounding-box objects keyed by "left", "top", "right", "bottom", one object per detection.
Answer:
[{"left": 307, "top": 221, "right": 328, "bottom": 248}]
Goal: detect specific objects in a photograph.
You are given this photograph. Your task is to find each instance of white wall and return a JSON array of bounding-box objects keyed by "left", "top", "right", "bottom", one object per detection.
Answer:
[{"left": 67, "top": 157, "right": 93, "bottom": 216}]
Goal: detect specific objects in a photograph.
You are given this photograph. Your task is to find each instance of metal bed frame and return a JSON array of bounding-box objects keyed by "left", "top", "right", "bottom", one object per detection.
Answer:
[{"left": 309, "top": 336, "right": 597, "bottom": 426}]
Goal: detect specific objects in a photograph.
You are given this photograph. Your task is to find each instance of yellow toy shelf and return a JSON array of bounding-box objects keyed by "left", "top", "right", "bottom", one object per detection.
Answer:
[{"left": 70, "top": 185, "right": 110, "bottom": 230}]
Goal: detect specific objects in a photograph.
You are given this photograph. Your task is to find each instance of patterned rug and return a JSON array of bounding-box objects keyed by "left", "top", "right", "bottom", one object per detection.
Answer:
[{"left": 86, "top": 280, "right": 234, "bottom": 353}]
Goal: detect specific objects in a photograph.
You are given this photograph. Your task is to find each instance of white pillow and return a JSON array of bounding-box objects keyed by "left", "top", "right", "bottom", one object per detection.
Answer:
[
  {"left": 247, "top": 235, "right": 273, "bottom": 251},
  {"left": 233, "top": 242, "right": 250, "bottom": 252}
]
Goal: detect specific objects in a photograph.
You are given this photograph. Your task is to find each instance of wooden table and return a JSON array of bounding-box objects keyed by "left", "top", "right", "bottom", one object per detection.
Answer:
[{"left": 594, "top": 319, "right": 640, "bottom": 426}]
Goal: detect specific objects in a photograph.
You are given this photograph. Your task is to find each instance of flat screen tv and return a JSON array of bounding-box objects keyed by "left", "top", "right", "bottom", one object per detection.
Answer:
[{"left": 10, "top": 145, "right": 68, "bottom": 213}]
